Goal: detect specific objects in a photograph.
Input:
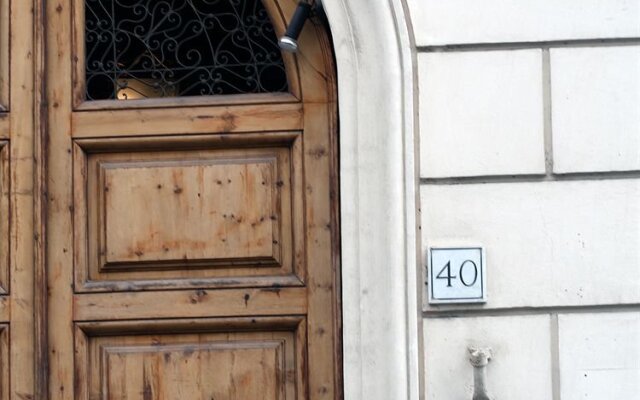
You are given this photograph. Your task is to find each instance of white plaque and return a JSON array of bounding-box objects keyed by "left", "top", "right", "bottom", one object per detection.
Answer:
[{"left": 427, "top": 247, "right": 486, "bottom": 304}]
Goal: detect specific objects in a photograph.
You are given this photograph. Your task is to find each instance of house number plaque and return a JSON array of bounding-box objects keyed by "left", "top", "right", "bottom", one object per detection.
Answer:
[{"left": 427, "top": 247, "right": 486, "bottom": 304}]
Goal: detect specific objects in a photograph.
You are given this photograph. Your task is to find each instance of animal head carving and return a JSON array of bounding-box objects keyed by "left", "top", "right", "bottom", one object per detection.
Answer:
[{"left": 468, "top": 347, "right": 493, "bottom": 367}]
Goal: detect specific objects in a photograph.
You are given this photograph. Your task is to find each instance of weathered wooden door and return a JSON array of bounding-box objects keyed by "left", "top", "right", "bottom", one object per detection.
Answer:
[
  {"left": 0, "top": 1, "right": 41, "bottom": 399},
  {"left": 45, "top": 0, "right": 341, "bottom": 399}
]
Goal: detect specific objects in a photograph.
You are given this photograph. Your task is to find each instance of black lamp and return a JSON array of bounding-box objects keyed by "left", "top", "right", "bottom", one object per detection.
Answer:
[{"left": 279, "top": 1, "right": 313, "bottom": 53}]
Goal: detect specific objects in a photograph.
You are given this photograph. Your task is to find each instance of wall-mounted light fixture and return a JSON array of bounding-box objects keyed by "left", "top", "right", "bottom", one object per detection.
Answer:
[{"left": 279, "top": 1, "right": 315, "bottom": 53}]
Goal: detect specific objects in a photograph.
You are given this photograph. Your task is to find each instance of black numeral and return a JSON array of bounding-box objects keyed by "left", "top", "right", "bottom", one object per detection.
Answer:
[
  {"left": 436, "top": 261, "right": 457, "bottom": 287},
  {"left": 459, "top": 260, "right": 478, "bottom": 287},
  {"left": 435, "top": 259, "right": 479, "bottom": 287}
]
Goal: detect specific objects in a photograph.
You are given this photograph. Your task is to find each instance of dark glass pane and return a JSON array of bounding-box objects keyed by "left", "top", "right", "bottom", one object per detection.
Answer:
[{"left": 85, "top": 0, "right": 289, "bottom": 100}]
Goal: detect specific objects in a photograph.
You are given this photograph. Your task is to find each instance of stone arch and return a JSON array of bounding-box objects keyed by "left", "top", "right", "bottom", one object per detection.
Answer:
[{"left": 321, "top": 1, "right": 421, "bottom": 398}]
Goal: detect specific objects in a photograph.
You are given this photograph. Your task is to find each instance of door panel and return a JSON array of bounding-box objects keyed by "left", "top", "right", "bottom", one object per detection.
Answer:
[
  {"left": 76, "top": 318, "right": 306, "bottom": 400},
  {"left": 47, "top": 1, "right": 340, "bottom": 399},
  {"left": 73, "top": 133, "right": 305, "bottom": 292}
]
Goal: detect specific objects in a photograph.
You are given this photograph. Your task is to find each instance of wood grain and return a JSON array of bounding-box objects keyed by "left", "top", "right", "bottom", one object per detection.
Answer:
[
  {"left": 75, "top": 317, "right": 305, "bottom": 400},
  {"left": 0, "top": 142, "right": 9, "bottom": 293},
  {"left": 101, "top": 340, "right": 283, "bottom": 399},
  {"left": 73, "top": 134, "right": 306, "bottom": 292},
  {"left": 34, "top": 0, "right": 48, "bottom": 396},
  {"left": 0, "top": 116, "right": 9, "bottom": 139},
  {"left": 73, "top": 288, "right": 308, "bottom": 321},
  {"left": 298, "top": 21, "right": 341, "bottom": 397},
  {"left": 72, "top": 102, "right": 303, "bottom": 138},
  {"left": 10, "top": 1, "right": 36, "bottom": 398},
  {"left": 0, "top": 0, "right": 9, "bottom": 109},
  {"left": 103, "top": 158, "right": 277, "bottom": 263},
  {"left": 0, "top": 297, "right": 8, "bottom": 322},
  {"left": 0, "top": 326, "right": 8, "bottom": 400},
  {"left": 47, "top": 0, "right": 342, "bottom": 398},
  {"left": 47, "top": 0, "right": 76, "bottom": 398}
]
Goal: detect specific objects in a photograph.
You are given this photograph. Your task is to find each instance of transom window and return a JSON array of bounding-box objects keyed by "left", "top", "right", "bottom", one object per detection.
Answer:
[{"left": 84, "top": 0, "right": 288, "bottom": 101}]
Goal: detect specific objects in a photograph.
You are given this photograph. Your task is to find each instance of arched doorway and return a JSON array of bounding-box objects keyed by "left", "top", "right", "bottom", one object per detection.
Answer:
[
  {"left": 43, "top": 0, "right": 342, "bottom": 398},
  {"left": 0, "top": 0, "right": 420, "bottom": 398}
]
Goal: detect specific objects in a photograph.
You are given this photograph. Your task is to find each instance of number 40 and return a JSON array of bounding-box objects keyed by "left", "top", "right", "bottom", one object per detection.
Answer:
[{"left": 436, "top": 260, "right": 478, "bottom": 287}]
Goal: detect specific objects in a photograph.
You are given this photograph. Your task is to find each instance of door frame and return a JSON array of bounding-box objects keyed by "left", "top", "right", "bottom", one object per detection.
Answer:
[
  {"left": 321, "top": 1, "right": 422, "bottom": 399},
  {"left": 31, "top": 0, "right": 421, "bottom": 398}
]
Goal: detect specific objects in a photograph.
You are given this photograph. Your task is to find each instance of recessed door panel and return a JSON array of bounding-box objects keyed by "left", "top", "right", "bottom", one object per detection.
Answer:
[
  {"left": 73, "top": 133, "right": 305, "bottom": 292},
  {"left": 76, "top": 318, "right": 305, "bottom": 400},
  {"left": 102, "top": 157, "right": 278, "bottom": 264}
]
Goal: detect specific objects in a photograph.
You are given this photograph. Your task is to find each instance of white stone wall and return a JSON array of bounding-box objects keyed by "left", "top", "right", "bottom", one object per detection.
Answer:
[{"left": 407, "top": 1, "right": 640, "bottom": 399}]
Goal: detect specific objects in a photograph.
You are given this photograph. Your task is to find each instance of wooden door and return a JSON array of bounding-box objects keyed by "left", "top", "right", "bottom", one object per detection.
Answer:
[
  {"left": 45, "top": 0, "right": 341, "bottom": 399},
  {"left": 0, "top": 1, "right": 42, "bottom": 399}
]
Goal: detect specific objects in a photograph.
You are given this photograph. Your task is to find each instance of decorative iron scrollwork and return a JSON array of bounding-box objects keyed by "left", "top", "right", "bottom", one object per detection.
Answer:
[{"left": 85, "top": 0, "right": 289, "bottom": 101}]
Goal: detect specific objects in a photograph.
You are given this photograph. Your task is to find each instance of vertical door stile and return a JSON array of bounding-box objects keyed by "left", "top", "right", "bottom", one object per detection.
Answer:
[
  {"left": 9, "top": 1, "right": 36, "bottom": 398},
  {"left": 46, "top": 0, "right": 75, "bottom": 398}
]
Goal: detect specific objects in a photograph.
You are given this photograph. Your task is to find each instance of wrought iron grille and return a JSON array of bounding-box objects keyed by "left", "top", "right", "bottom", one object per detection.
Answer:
[{"left": 84, "top": 0, "right": 289, "bottom": 101}]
